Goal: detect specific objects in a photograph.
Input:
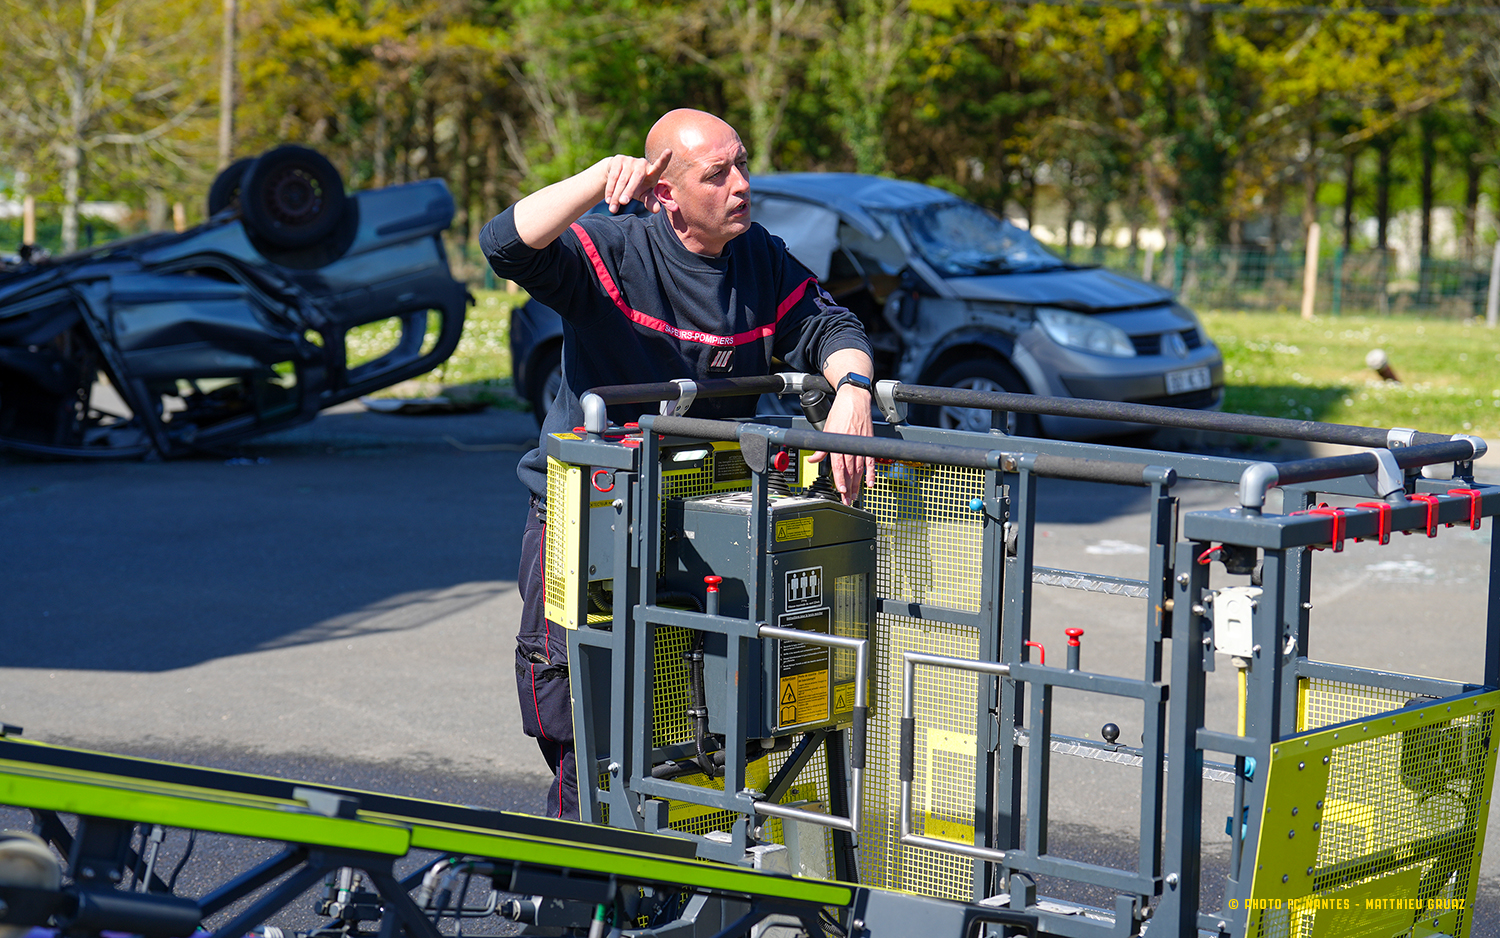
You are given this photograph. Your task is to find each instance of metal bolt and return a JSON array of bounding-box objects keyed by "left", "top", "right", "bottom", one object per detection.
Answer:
[
  {"left": 1166, "top": 873, "right": 1179, "bottom": 888},
  {"left": 1282, "top": 874, "right": 1289, "bottom": 883},
  {"left": 1307, "top": 867, "right": 1313, "bottom": 876},
  {"left": 1312, "top": 823, "right": 1319, "bottom": 831},
  {"left": 1191, "top": 604, "right": 1206, "bottom": 616},
  {"left": 1217, "top": 921, "right": 1228, "bottom": 933},
  {"left": 1302, "top": 602, "right": 1313, "bottom": 610},
  {"left": 1323, "top": 756, "right": 1329, "bottom": 764},
  {"left": 608, "top": 762, "right": 621, "bottom": 776},
  {"left": 612, "top": 499, "right": 624, "bottom": 510},
  {"left": 81, "top": 866, "right": 95, "bottom": 879},
  {"left": 1177, "top": 573, "right": 1190, "bottom": 587},
  {"left": 851, "top": 919, "right": 864, "bottom": 931},
  {"left": 1298, "top": 761, "right": 1305, "bottom": 770},
  {"left": 1316, "top": 800, "right": 1324, "bottom": 809},
  {"left": 1291, "top": 807, "right": 1298, "bottom": 816},
  {"left": 1289, "top": 829, "right": 1296, "bottom": 838},
  {"left": 107, "top": 869, "right": 122, "bottom": 882}
]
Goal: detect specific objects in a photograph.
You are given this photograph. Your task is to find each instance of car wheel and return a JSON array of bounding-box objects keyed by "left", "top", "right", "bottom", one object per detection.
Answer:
[
  {"left": 240, "top": 146, "right": 347, "bottom": 249},
  {"left": 530, "top": 344, "right": 563, "bottom": 427},
  {"left": 207, "top": 157, "right": 257, "bottom": 216},
  {"left": 919, "top": 358, "right": 1041, "bottom": 437}
]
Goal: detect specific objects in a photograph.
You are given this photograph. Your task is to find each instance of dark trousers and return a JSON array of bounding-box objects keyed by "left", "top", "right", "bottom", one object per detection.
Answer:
[{"left": 515, "top": 498, "right": 578, "bottom": 820}]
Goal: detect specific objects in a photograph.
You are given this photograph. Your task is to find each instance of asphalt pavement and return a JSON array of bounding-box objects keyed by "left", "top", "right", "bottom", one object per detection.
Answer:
[{"left": 2, "top": 403, "right": 1496, "bottom": 935}]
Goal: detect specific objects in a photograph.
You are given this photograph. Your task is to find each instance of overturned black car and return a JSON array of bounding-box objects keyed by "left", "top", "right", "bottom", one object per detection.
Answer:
[{"left": 0, "top": 146, "right": 469, "bottom": 459}]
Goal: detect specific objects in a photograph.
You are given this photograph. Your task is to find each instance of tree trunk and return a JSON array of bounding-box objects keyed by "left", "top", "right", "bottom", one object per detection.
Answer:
[
  {"left": 1419, "top": 116, "right": 1435, "bottom": 261},
  {"left": 1342, "top": 148, "right": 1357, "bottom": 252},
  {"left": 147, "top": 188, "right": 168, "bottom": 231},
  {"left": 373, "top": 89, "right": 389, "bottom": 189},
  {"left": 1462, "top": 159, "right": 1481, "bottom": 264},
  {"left": 1300, "top": 136, "right": 1319, "bottom": 235},
  {"left": 1063, "top": 193, "right": 1076, "bottom": 258},
  {"left": 219, "top": 0, "right": 237, "bottom": 169},
  {"left": 1375, "top": 139, "right": 1392, "bottom": 250},
  {"left": 483, "top": 121, "right": 502, "bottom": 223},
  {"left": 455, "top": 103, "right": 475, "bottom": 244},
  {"left": 60, "top": 142, "right": 83, "bottom": 254}
]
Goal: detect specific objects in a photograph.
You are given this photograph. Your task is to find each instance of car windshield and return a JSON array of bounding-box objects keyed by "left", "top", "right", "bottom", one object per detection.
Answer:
[{"left": 889, "top": 201, "right": 1065, "bottom": 276}]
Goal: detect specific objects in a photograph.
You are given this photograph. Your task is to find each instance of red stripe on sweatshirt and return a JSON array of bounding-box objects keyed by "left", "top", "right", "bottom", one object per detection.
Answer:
[{"left": 569, "top": 223, "right": 814, "bottom": 347}]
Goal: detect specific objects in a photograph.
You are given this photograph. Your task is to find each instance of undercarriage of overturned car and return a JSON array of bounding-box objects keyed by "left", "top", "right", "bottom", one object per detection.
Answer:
[{"left": 0, "top": 146, "right": 469, "bottom": 459}]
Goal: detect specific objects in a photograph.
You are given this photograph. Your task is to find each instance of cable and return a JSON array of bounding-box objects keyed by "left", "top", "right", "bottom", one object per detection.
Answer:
[{"left": 166, "top": 829, "right": 196, "bottom": 892}]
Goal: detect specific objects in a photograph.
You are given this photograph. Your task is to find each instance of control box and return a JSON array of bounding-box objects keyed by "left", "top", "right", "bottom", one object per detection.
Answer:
[{"left": 662, "top": 490, "right": 877, "bottom": 738}]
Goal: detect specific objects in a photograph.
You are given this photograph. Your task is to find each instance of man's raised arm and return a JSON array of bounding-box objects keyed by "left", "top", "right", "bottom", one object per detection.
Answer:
[{"left": 513, "top": 151, "right": 672, "bottom": 249}]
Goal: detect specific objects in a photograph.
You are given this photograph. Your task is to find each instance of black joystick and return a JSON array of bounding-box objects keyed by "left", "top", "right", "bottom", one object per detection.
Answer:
[{"left": 1101, "top": 723, "right": 1120, "bottom": 745}]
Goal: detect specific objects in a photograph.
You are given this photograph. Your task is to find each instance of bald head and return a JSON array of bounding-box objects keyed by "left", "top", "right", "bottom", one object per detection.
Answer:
[
  {"left": 645, "top": 108, "right": 752, "bottom": 256},
  {"left": 646, "top": 109, "right": 743, "bottom": 184}
]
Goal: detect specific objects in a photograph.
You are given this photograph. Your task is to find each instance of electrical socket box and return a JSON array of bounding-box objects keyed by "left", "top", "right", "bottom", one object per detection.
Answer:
[{"left": 1212, "top": 586, "right": 1262, "bottom": 658}]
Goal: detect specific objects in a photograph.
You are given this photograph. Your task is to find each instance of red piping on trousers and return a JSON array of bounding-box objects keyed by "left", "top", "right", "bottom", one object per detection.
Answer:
[
  {"left": 532, "top": 521, "right": 551, "bottom": 743},
  {"left": 569, "top": 223, "right": 814, "bottom": 346}
]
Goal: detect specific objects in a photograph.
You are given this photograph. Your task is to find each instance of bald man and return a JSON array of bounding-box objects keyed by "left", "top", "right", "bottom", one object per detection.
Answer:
[{"left": 481, "top": 108, "right": 874, "bottom": 820}]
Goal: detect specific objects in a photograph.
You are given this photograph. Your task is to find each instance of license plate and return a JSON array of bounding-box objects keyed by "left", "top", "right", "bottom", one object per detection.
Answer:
[{"left": 1165, "top": 366, "right": 1211, "bottom": 395}]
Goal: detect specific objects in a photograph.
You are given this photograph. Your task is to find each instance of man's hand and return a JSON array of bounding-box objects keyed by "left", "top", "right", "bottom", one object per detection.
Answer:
[
  {"left": 603, "top": 150, "right": 672, "bottom": 214},
  {"left": 514, "top": 149, "right": 673, "bottom": 248},
  {"left": 807, "top": 349, "right": 877, "bottom": 505},
  {"left": 815, "top": 384, "right": 876, "bottom": 505}
]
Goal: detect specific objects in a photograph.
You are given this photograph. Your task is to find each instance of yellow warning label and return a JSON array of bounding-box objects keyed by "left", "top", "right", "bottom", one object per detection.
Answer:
[
  {"left": 552, "top": 432, "right": 582, "bottom": 440},
  {"left": 922, "top": 813, "right": 975, "bottom": 844},
  {"left": 832, "top": 682, "right": 854, "bottom": 714},
  {"left": 776, "top": 517, "right": 814, "bottom": 542},
  {"left": 778, "top": 671, "right": 829, "bottom": 727},
  {"left": 589, "top": 499, "right": 613, "bottom": 508}
]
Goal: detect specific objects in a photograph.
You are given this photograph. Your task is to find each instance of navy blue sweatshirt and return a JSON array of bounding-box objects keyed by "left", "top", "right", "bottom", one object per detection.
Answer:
[{"left": 481, "top": 206, "right": 872, "bottom": 498}]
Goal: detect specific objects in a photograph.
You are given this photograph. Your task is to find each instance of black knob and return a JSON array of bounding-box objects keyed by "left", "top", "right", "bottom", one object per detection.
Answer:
[{"left": 1101, "top": 723, "right": 1120, "bottom": 744}]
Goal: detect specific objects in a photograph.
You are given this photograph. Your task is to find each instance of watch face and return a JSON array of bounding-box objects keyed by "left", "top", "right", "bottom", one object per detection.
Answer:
[{"left": 841, "top": 373, "right": 872, "bottom": 391}]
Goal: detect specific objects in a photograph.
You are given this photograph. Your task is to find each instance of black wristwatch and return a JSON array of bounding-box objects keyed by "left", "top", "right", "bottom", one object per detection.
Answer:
[{"left": 835, "top": 372, "right": 873, "bottom": 394}]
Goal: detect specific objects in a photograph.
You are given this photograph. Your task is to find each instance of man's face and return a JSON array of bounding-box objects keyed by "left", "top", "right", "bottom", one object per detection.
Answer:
[{"left": 657, "top": 126, "right": 751, "bottom": 256}]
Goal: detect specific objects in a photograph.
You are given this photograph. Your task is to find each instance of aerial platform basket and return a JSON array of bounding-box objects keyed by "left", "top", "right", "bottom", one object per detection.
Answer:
[{"left": 539, "top": 373, "right": 1500, "bottom": 938}]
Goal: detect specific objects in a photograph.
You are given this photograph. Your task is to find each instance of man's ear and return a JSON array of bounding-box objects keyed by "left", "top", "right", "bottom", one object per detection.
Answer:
[{"left": 652, "top": 180, "right": 677, "bottom": 213}]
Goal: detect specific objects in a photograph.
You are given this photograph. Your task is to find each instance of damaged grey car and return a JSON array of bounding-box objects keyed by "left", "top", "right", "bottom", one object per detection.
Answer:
[{"left": 0, "top": 146, "right": 469, "bottom": 459}]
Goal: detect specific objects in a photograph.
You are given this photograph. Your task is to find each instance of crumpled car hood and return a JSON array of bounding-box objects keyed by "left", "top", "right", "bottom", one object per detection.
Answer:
[{"left": 944, "top": 267, "right": 1174, "bottom": 312}]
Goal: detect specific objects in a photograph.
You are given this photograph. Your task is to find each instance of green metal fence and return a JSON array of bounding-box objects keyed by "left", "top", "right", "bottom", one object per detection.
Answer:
[{"left": 1067, "top": 243, "right": 1496, "bottom": 317}]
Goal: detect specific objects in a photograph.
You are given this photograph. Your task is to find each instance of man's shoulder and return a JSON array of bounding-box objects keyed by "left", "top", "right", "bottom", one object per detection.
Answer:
[{"left": 572, "top": 211, "right": 651, "bottom": 250}]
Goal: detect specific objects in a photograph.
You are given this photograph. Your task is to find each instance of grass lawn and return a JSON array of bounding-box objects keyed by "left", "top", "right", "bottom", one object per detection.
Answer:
[
  {"left": 1200, "top": 311, "right": 1500, "bottom": 440},
  {"left": 355, "top": 292, "right": 1500, "bottom": 441},
  {"left": 352, "top": 288, "right": 527, "bottom": 408}
]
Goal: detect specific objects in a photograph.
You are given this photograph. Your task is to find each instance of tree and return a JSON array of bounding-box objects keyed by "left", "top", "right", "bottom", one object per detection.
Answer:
[
  {"left": 824, "top": 0, "right": 914, "bottom": 174},
  {"left": 0, "top": 0, "right": 215, "bottom": 251}
]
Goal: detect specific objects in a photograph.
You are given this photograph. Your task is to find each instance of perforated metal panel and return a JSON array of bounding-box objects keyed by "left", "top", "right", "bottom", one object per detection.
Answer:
[
  {"left": 662, "top": 441, "right": 752, "bottom": 500},
  {"left": 1247, "top": 690, "right": 1500, "bottom": 938},
  {"left": 857, "top": 461, "right": 987, "bottom": 901},
  {"left": 1297, "top": 678, "right": 1411, "bottom": 732}
]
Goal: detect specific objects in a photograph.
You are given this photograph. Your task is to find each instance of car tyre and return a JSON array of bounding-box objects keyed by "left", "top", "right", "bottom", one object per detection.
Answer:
[
  {"left": 918, "top": 357, "right": 1041, "bottom": 437},
  {"left": 207, "top": 157, "right": 257, "bottom": 216},
  {"left": 240, "top": 146, "right": 346, "bottom": 249},
  {"left": 530, "top": 344, "right": 563, "bottom": 427}
]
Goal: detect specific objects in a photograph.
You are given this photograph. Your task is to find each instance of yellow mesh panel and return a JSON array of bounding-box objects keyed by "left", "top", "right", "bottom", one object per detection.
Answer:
[
  {"left": 652, "top": 626, "right": 695, "bottom": 748},
  {"left": 1248, "top": 691, "right": 1500, "bottom": 938},
  {"left": 543, "top": 457, "right": 582, "bottom": 628},
  {"left": 662, "top": 442, "right": 752, "bottom": 500},
  {"left": 852, "top": 461, "right": 985, "bottom": 900},
  {"left": 1298, "top": 677, "right": 1412, "bottom": 732}
]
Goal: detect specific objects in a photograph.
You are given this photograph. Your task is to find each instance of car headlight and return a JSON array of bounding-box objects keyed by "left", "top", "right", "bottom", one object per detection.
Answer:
[{"left": 1035, "top": 307, "right": 1136, "bottom": 358}]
